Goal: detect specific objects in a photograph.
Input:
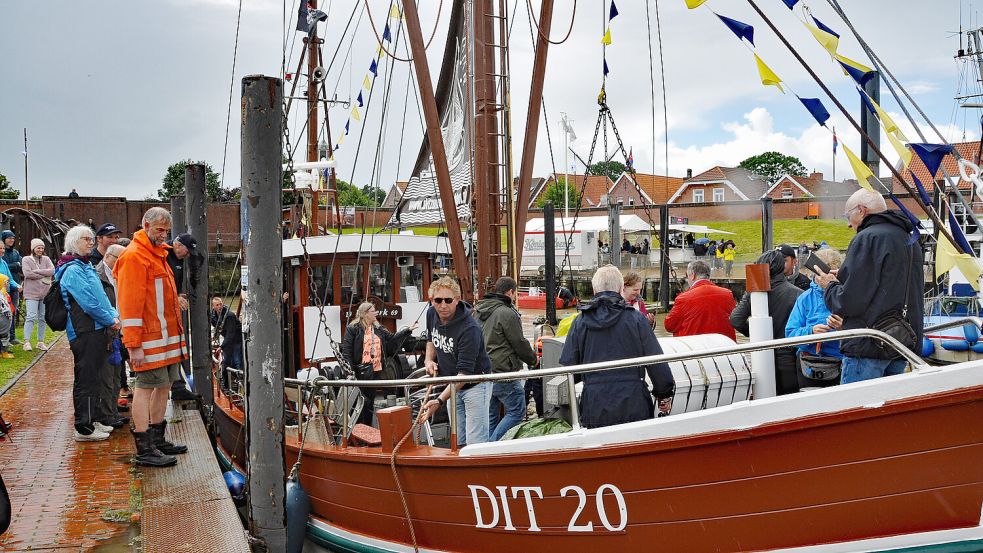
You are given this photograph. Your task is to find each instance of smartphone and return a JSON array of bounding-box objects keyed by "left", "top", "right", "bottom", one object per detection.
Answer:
[{"left": 802, "top": 252, "right": 831, "bottom": 275}]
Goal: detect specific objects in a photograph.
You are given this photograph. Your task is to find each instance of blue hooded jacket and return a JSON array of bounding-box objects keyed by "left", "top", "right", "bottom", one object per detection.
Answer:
[
  {"left": 560, "top": 291, "right": 674, "bottom": 428},
  {"left": 785, "top": 280, "right": 842, "bottom": 358},
  {"left": 55, "top": 259, "right": 118, "bottom": 341}
]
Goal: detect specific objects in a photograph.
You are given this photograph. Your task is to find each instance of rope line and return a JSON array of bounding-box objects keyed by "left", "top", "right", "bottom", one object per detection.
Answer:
[
  {"left": 524, "top": 0, "right": 576, "bottom": 45},
  {"left": 364, "top": 0, "right": 443, "bottom": 62}
]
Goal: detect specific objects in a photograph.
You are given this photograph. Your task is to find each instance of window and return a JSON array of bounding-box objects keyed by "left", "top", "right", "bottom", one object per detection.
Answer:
[
  {"left": 693, "top": 189, "right": 704, "bottom": 203},
  {"left": 628, "top": 197, "right": 635, "bottom": 206},
  {"left": 400, "top": 263, "right": 425, "bottom": 303},
  {"left": 368, "top": 263, "right": 392, "bottom": 303},
  {"left": 308, "top": 265, "right": 333, "bottom": 306},
  {"left": 713, "top": 188, "right": 724, "bottom": 202},
  {"left": 781, "top": 187, "right": 793, "bottom": 199}
]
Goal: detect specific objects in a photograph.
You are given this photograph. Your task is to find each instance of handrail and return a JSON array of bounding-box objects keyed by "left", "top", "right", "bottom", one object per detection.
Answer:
[
  {"left": 924, "top": 316, "right": 983, "bottom": 334},
  {"left": 284, "top": 328, "right": 930, "bottom": 391}
]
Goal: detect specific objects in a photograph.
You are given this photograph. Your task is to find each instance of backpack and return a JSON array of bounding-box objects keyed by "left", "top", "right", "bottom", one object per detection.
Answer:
[{"left": 43, "top": 279, "right": 69, "bottom": 331}]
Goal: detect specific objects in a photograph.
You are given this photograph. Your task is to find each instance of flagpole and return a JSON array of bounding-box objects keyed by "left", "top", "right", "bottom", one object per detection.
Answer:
[
  {"left": 832, "top": 125, "right": 836, "bottom": 181},
  {"left": 22, "top": 128, "right": 28, "bottom": 209}
]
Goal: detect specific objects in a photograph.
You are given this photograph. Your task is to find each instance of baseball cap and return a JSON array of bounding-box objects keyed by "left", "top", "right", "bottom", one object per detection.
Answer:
[
  {"left": 174, "top": 233, "right": 198, "bottom": 251},
  {"left": 776, "top": 244, "right": 797, "bottom": 259},
  {"left": 96, "top": 223, "right": 122, "bottom": 237}
]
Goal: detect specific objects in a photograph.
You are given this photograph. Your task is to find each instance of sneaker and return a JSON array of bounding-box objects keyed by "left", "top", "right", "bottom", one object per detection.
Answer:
[
  {"left": 92, "top": 421, "right": 115, "bottom": 434},
  {"left": 36, "top": 342, "right": 47, "bottom": 350},
  {"left": 22, "top": 342, "right": 31, "bottom": 352},
  {"left": 9, "top": 339, "right": 21, "bottom": 345},
  {"left": 74, "top": 429, "right": 111, "bottom": 442},
  {"left": 1, "top": 352, "right": 15, "bottom": 359}
]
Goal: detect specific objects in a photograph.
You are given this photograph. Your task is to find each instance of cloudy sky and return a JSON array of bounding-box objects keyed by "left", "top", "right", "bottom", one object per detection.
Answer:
[{"left": 0, "top": 0, "right": 980, "bottom": 200}]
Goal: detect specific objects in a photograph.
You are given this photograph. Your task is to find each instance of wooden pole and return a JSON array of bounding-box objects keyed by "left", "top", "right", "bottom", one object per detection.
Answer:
[
  {"left": 170, "top": 195, "right": 186, "bottom": 238},
  {"left": 184, "top": 163, "right": 212, "bottom": 406},
  {"left": 402, "top": 0, "right": 472, "bottom": 297}
]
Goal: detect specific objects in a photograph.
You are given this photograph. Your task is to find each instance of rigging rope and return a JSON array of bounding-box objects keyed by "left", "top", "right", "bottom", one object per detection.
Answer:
[
  {"left": 364, "top": 0, "right": 443, "bottom": 62},
  {"left": 219, "top": 0, "right": 243, "bottom": 192},
  {"left": 524, "top": 0, "right": 577, "bottom": 45}
]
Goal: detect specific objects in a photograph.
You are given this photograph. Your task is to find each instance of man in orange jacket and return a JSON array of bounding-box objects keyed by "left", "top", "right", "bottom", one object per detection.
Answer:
[{"left": 114, "top": 207, "right": 188, "bottom": 467}]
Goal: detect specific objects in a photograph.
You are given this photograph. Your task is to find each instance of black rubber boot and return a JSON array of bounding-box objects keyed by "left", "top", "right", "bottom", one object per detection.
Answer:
[
  {"left": 133, "top": 431, "right": 177, "bottom": 467},
  {"left": 149, "top": 421, "right": 188, "bottom": 455}
]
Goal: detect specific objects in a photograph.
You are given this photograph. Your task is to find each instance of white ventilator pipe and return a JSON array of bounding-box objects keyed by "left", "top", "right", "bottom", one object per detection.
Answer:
[{"left": 749, "top": 290, "right": 777, "bottom": 399}]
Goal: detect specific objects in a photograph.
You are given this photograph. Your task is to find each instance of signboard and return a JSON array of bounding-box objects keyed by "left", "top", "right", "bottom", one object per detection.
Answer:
[
  {"left": 521, "top": 231, "right": 598, "bottom": 271},
  {"left": 670, "top": 216, "right": 689, "bottom": 224},
  {"left": 340, "top": 296, "right": 404, "bottom": 327}
]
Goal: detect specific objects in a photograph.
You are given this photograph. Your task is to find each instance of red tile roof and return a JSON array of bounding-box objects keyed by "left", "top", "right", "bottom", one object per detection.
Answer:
[
  {"left": 894, "top": 140, "right": 982, "bottom": 191},
  {"left": 615, "top": 172, "right": 686, "bottom": 204},
  {"left": 535, "top": 173, "right": 616, "bottom": 207}
]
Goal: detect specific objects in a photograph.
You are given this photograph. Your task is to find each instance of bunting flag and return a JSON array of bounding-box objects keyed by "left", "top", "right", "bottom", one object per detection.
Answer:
[
  {"left": 376, "top": 45, "right": 383, "bottom": 57},
  {"left": 804, "top": 21, "right": 839, "bottom": 56},
  {"left": 909, "top": 173, "right": 932, "bottom": 205},
  {"left": 862, "top": 89, "right": 904, "bottom": 138},
  {"left": 887, "top": 131, "right": 913, "bottom": 169},
  {"left": 936, "top": 232, "right": 982, "bottom": 286},
  {"left": 859, "top": 88, "right": 876, "bottom": 116},
  {"left": 356, "top": 91, "right": 363, "bottom": 108},
  {"left": 754, "top": 54, "right": 784, "bottom": 93},
  {"left": 363, "top": 75, "right": 372, "bottom": 90},
  {"left": 685, "top": 0, "right": 708, "bottom": 8},
  {"left": 609, "top": 1, "right": 619, "bottom": 20},
  {"left": 843, "top": 143, "right": 875, "bottom": 191},
  {"left": 369, "top": 59, "right": 378, "bottom": 75},
  {"left": 949, "top": 210, "right": 976, "bottom": 255},
  {"left": 604, "top": 59, "right": 610, "bottom": 76},
  {"left": 601, "top": 28, "right": 612, "bottom": 45},
  {"left": 797, "top": 96, "right": 830, "bottom": 126},
  {"left": 833, "top": 130, "right": 838, "bottom": 154},
  {"left": 383, "top": 24, "right": 392, "bottom": 42},
  {"left": 351, "top": 106, "right": 361, "bottom": 122},
  {"left": 910, "top": 143, "right": 954, "bottom": 179},
  {"left": 344, "top": 121, "right": 350, "bottom": 135},
  {"left": 389, "top": 4, "right": 401, "bottom": 19},
  {"left": 716, "top": 13, "right": 754, "bottom": 45},
  {"left": 835, "top": 54, "right": 876, "bottom": 86},
  {"left": 781, "top": 0, "right": 799, "bottom": 8},
  {"left": 887, "top": 195, "right": 923, "bottom": 245},
  {"left": 337, "top": 134, "right": 345, "bottom": 146}
]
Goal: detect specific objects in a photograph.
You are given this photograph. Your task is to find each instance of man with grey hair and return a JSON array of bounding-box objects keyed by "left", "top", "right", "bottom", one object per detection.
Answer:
[
  {"left": 559, "top": 265, "right": 674, "bottom": 428},
  {"left": 664, "top": 260, "right": 736, "bottom": 339},
  {"left": 814, "top": 188, "right": 924, "bottom": 383}
]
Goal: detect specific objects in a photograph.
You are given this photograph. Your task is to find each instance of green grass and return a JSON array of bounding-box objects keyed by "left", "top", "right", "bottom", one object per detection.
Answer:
[
  {"left": 683, "top": 219, "right": 857, "bottom": 260},
  {"left": 0, "top": 324, "right": 62, "bottom": 391}
]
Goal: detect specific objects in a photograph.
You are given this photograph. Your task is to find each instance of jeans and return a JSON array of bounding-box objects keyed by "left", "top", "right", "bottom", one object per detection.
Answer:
[
  {"left": 455, "top": 381, "right": 491, "bottom": 446},
  {"left": 489, "top": 380, "right": 526, "bottom": 441},
  {"left": 23, "top": 299, "right": 45, "bottom": 343},
  {"left": 840, "top": 357, "right": 908, "bottom": 384},
  {"left": 222, "top": 342, "right": 243, "bottom": 370}
]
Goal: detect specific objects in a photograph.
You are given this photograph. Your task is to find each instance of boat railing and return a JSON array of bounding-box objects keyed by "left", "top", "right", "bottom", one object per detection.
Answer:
[
  {"left": 282, "top": 328, "right": 929, "bottom": 450},
  {"left": 923, "top": 316, "right": 983, "bottom": 334}
]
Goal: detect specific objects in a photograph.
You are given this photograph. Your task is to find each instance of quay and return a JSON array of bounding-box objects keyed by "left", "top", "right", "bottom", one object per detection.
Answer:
[{"left": 0, "top": 338, "right": 248, "bottom": 552}]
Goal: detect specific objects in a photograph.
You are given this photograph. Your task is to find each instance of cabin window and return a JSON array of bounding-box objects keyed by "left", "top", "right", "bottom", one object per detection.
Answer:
[
  {"left": 782, "top": 187, "right": 793, "bottom": 198},
  {"left": 693, "top": 189, "right": 704, "bottom": 203},
  {"left": 308, "top": 265, "right": 333, "bottom": 305},
  {"left": 713, "top": 188, "right": 724, "bottom": 202},
  {"left": 369, "top": 263, "right": 392, "bottom": 302},
  {"left": 340, "top": 265, "right": 363, "bottom": 305},
  {"left": 400, "top": 263, "right": 425, "bottom": 303}
]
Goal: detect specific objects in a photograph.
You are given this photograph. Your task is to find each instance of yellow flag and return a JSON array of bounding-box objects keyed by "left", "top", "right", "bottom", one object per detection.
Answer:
[
  {"left": 886, "top": 131, "right": 912, "bottom": 169},
  {"left": 685, "top": 0, "right": 708, "bottom": 8},
  {"left": 843, "top": 144, "right": 875, "bottom": 191},
  {"left": 351, "top": 106, "right": 361, "bottom": 122},
  {"left": 804, "top": 22, "right": 839, "bottom": 55},
  {"left": 363, "top": 75, "right": 371, "bottom": 90},
  {"left": 375, "top": 45, "right": 383, "bottom": 57},
  {"left": 865, "top": 93, "right": 902, "bottom": 135},
  {"left": 754, "top": 54, "right": 784, "bottom": 93},
  {"left": 601, "top": 28, "right": 612, "bottom": 45},
  {"left": 389, "top": 5, "right": 401, "bottom": 19},
  {"left": 337, "top": 134, "right": 344, "bottom": 145},
  {"left": 936, "top": 232, "right": 983, "bottom": 289}
]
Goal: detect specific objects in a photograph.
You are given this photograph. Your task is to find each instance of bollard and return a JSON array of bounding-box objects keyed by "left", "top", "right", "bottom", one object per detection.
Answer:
[{"left": 745, "top": 263, "right": 776, "bottom": 399}]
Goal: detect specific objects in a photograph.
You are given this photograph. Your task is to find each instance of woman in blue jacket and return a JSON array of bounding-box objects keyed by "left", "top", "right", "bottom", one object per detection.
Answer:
[{"left": 785, "top": 248, "right": 843, "bottom": 389}]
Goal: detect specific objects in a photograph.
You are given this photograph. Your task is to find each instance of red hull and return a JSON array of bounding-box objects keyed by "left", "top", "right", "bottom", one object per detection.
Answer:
[{"left": 516, "top": 294, "right": 575, "bottom": 310}]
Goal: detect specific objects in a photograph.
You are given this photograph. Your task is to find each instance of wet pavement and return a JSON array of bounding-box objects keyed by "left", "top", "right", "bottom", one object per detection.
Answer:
[{"left": 0, "top": 337, "right": 140, "bottom": 552}]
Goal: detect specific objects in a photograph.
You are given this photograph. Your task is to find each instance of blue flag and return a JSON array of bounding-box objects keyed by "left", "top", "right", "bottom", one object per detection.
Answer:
[
  {"left": 859, "top": 89, "right": 876, "bottom": 116},
  {"left": 716, "top": 13, "right": 754, "bottom": 45},
  {"left": 609, "top": 1, "right": 619, "bottom": 20},
  {"left": 356, "top": 92, "right": 363, "bottom": 108},
  {"left": 948, "top": 211, "right": 975, "bottom": 254},
  {"left": 369, "top": 59, "right": 378, "bottom": 75},
  {"left": 887, "top": 195, "right": 922, "bottom": 245},
  {"left": 838, "top": 60, "right": 876, "bottom": 87},
  {"left": 604, "top": 59, "right": 609, "bottom": 76},
  {"left": 383, "top": 23, "right": 392, "bottom": 42},
  {"left": 798, "top": 96, "right": 830, "bottom": 126},
  {"left": 909, "top": 173, "right": 932, "bottom": 205},
  {"left": 344, "top": 120, "right": 350, "bottom": 135},
  {"left": 781, "top": 0, "right": 799, "bottom": 8},
  {"left": 811, "top": 16, "right": 840, "bottom": 38},
  {"left": 910, "top": 143, "right": 954, "bottom": 178}
]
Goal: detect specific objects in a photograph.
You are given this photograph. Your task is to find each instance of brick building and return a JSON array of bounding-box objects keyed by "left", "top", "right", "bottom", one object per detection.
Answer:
[{"left": 668, "top": 166, "right": 770, "bottom": 205}]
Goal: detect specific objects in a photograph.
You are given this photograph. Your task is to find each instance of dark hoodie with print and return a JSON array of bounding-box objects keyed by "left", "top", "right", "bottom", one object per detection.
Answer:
[
  {"left": 559, "top": 291, "right": 674, "bottom": 428},
  {"left": 426, "top": 301, "right": 491, "bottom": 386},
  {"left": 730, "top": 249, "right": 804, "bottom": 339}
]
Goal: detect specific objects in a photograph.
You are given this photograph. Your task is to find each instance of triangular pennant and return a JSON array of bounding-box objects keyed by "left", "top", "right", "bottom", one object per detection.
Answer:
[
  {"left": 754, "top": 53, "right": 784, "bottom": 93},
  {"left": 859, "top": 88, "right": 877, "bottom": 116},
  {"left": 910, "top": 143, "right": 954, "bottom": 179},
  {"left": 949, "top": 210, "right": 976, "bottom": 255},
  {"left": 797, "top": 96, "right": 830, "bottom": 126},
  {"left": 601, "top": 28, "right": 612, "bottom": 45},
  {"left": 604, "top": 59, "right": 610, "bottom": 76},
  {"left": 351, "top": 106, "right": 361, "bottom": 122},
  {"left": 887, "top": 131, "right": 912, "bottom": 169},
  {"left": 716, "top": 13, "right": 754, "bottom": 45},
  {"left": 369, "top": 59, "right": 378, "bottom": 75},
  {"left": 376, "top": 45, "right": 383, "bottom": 57},
  {"left": 356, "top": 91, "right": 363, "bottom": 107},
  {"left": 383, "top": 24, "right": 391, "bottom": 42},
  {"left": 609, "top": 1, "right": 619, "bottom": 20},
  {"left": 363, "top": 75, "right": 372, "bottom": 90},
  {"left": 781, "top": 0, "right": 799, "bottom": 8},
  {"left": 389, "top": 5, "right": 401, "bottom": 18},
  {"left": 887, "top": 195, "right": 923, "bottom": 245},
  {"left": 811, "top": 16, "right": 840, "bottom": 39},
  {"left": 344, "top": 120, "right": 350, "bottom": 135},
  {"left": 843, "top": 143, "right": 875, "bottom": 191},
  {"left": 804, "top": 21, "right": 839, "bottom": 56},
  {"left": 861, "top": 91, "right": 903, "bottom": 136},
  {"left": 338, "top": 134, "right": 345, "bottom": 145},
  {"left": 936, "top": 230, "right": 982, "bottom": 286},
  {"left": 835, "top": 54, "right": 876, "bottom": 86},
  {"left": 908, "top": 173, "right": 932, "bottom": 205}
]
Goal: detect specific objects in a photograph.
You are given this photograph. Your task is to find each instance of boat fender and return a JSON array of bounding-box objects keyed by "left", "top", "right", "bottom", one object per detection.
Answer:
[
  {"left": 941, "top": 339, "right": 971, "bottom": 352},
  {"left": 286, "top": 476, "right": 311, "bottom": 553},
  {"left": 223, "top": 469, "right": 246, "bottom": 500},
  {"left": 920, "top": 337, "right": 935, "bottom": 357},
  {"left": 963, "top": 323, "right": 980, "bottom": 344},
  {"left": 971, "top": 342, "right": 983, "bottom": 354}
]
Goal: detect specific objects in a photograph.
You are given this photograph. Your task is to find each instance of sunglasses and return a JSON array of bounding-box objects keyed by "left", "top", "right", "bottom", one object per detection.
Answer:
[{"left": 431, "top": 297, "right": 455, "bottom": 304}]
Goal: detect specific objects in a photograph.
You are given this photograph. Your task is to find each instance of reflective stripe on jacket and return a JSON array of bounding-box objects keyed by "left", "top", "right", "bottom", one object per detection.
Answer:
[{"left": 113, "top": 230, "right": 186, "bottom": 371}]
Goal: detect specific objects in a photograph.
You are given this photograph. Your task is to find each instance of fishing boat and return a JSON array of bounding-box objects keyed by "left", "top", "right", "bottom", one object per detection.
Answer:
[{"left": 213, "top": 1, "right": 983, "bottom": 551}]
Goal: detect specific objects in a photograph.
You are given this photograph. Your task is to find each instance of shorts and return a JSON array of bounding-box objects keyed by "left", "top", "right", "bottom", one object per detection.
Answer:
[{"left": 134, "top": 363, "right": 181, "bottom": 389}]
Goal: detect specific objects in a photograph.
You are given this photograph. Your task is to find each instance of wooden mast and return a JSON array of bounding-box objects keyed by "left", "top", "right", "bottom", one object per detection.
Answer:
[{"left": 403, "top": 0, "right": 473, "bottom": 298}]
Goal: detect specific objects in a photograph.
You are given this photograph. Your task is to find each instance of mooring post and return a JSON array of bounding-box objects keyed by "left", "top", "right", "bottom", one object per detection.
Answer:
[
  {"left": 241, "top": 74, "right": 286, "bottom": 550},
  {"left": 608, "top": 200, "right": 621, "bottom": 267},
  {"left": 745, "top": 263, "right": 776, "bottom": 399},
  {"left": 170, "top": 194, "right": 186, "bottom": 238},
  {"left": 185, "top": 164, "right": 212, "bottom": 406},
  {"left": 544, "top": 202, "right": 558, "bottom": 326},
  {"left": 761, "top": 197, "right": 774, "bottom": 254}
]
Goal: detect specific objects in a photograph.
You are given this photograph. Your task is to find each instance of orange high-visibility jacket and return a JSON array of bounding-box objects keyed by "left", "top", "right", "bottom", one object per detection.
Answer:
[{"left": 113, "top": 230, "right": 187, "bottom": 371}]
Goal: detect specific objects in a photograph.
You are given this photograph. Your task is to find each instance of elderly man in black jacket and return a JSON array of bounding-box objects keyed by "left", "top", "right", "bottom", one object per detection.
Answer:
[
  {"left": 559, "top": 265, "right": 674, "bottom": 428},
  {"left": 814, "top": 189, "right": 924, "bottom": 383},
  {"left": 730, "top": 250, "right": 804, "bottom": 395}
]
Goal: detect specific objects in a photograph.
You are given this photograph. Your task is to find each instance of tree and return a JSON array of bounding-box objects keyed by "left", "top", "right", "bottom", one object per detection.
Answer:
[
  {"left": 336, "top": 180, "right": 374, "bottom": 207},
  {"left": 0, "top": 173, "right": 8, "bottom": 191},
  {"left": 589, "top": 160, "right": 626, "bottom": 182},
  {"left": 158, "top": 160, "right": 228, "bottom": 202},
  {"left": 738, "top": 151, "right": 807, "bottom": 185},
  {"left": 535, "top": 177, "right": 581, "bottom": 209},
  {"left": 361, "top": 184, "right": 386, "bottom": 207},
  {"left": 0, "top": 173, "right": 18, "bottom": 199}
]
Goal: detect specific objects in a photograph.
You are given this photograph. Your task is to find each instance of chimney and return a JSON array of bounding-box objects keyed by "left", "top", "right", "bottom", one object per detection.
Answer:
[
  {"left": 810, "top": 172, "right": 823, "bottom": 180},
  {"left": 686, "top": 168, "right": 693, "bottom": 179}
]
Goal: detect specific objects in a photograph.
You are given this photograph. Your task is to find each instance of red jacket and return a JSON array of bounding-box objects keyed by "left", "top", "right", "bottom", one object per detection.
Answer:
[{"left": 663, "top": 279, "right": 737, "bottom": 340}]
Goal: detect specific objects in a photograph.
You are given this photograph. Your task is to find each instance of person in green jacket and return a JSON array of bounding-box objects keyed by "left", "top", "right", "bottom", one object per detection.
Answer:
[{"left": 474, "top": 277, "right": 538, "bottom": 441}]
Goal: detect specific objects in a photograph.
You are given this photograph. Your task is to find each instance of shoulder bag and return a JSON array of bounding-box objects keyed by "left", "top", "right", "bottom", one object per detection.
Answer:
[{"left": 871, "top": 244, "right": 918, "bottom": 354}]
